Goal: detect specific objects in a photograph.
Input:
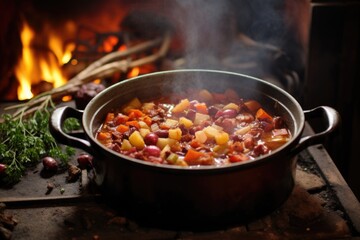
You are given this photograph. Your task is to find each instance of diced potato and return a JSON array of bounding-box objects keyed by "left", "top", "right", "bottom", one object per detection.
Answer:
[
  {"left": 223, "top": 103, "right": 240, "bottom": 111},
  {"left": 166, "top": 153, "right": 179, "bottom": 164},
  {"left": 212, "top": 124, "right": 223, "bottom": 131},
  {"left": 198, "top": 89, "right": 213, "bottom": 102},
  {"left": 179, "top": 117, "right": 193, "bottom": 128},
  {"left": 142, "top": 102, "right": 155, "bottom": 111},
  {"left": 161, "top": 119, "right": 178, "bottom": 129},
  {"left": 195, "top": 130, "right": 207, "bottom": 143},
  {"left": 194, "top": 112, "right": 210, "bottom": 125},
  {"left": 169, "top": 128, "right": 182, "bottom": 141},
  {"left": 157, "top": 138, "right": 177, "bottom": 149},
  {"left": 172, "top": 98, "right": 190, "bottom": 113},
  {"left": 138, "top": 121, "right": 150, "bottom": 129},
  {"left": 121, "top": 139, "right": 132, "bottom": 151},
  {"left": 122, "top": 98, "right": 142, "bottom": 113},
  {"left": 139, "top": 128, "right": 150, "bottom": 138},
  {"left": 244, "top": 100, "right": 261, "bottom": 113},
  {"left": 160, "top": 144, "right": 171, "bottom": 159},
  {"left": 175, "top": 159, "right": 188, "bottom": 166},
  {"left": 215, "top": 131, "right": 229, "bottom": 145},
  {"left": 203, "top": 126, "right": 220, "bottom": 139},
  {"left": 129, "top": 131, "right": 145, "bottom": 149},
  {"left": 151, "top": 123, "right": 160, "bottom": 132},
  {"left": 213, "top": 144, "right": 229, "bottom": 154}
]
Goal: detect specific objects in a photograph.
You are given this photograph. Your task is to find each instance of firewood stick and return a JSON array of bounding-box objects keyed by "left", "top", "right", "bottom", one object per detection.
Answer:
[
  {"left": 75, "top": 32, "right": 171, "bottom": 82},
  {"left": 75, "top": 37, "right": 163, "bottom": 80},
  {"left": 6, "top": 33, "right": 172, "bottom": 118}
]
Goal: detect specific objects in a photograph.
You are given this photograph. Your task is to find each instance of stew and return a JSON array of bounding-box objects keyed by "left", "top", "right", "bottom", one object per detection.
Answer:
[{"left": 96, "top": 88, "right": 291, "bottom": 167}]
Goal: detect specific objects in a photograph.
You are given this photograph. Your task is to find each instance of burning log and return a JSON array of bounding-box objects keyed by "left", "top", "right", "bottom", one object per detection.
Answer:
[{"left": 5, "top": 32, "right": 172, "bottom": 118}]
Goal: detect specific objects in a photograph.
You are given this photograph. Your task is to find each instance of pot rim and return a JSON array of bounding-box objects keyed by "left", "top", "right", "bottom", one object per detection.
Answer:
[{"left": 84, "top": 69, "right": 305, "bottom": 172}]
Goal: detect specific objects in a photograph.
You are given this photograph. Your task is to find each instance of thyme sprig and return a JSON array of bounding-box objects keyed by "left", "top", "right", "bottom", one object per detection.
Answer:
[{"left": 0, "top": 98, "right": 76, "bottom": 186}]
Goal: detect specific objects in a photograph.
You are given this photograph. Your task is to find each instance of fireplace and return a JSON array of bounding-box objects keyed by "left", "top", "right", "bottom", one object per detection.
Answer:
[
  {"left": 0, "top": 0, "right": 359, "bottom": 199},
  {"left": 0, "top": 0, "right": 308, "bottom": 102}
]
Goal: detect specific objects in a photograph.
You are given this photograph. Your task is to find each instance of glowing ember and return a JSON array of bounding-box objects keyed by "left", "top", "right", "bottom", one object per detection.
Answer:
[
  {"left": 128, "top": 67, "right": 140, "bottom": 78},
  {"left": 61, "top": 95, "right": 73, "bottom": 102},
  {"left": 102, "top": 35, "right": 119, "bottom": 52}
]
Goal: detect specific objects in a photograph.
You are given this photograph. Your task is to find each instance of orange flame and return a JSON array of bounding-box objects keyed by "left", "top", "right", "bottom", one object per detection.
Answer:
[
  {"left": 15, "top": 21, "right": 75, "bottom": 100},
  {"left": 128, "top": 67, "right": 140, "bottom": 78}
]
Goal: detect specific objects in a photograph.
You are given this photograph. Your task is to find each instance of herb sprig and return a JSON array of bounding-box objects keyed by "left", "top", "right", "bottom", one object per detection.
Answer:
[{"left": 0, "top": 101, "right": 76, "bottom": 186}]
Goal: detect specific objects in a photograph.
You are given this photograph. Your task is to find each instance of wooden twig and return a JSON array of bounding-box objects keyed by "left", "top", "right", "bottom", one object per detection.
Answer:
[{"left": 74, "top": 37, "right": 163, "bottom": 80}]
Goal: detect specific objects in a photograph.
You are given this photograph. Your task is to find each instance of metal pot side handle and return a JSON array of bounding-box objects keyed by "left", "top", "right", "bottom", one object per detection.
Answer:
[
  {"left": 49, "top": 106, "right": 93, "bottom": 154},
  {"left": 292, "top": 106, "right": 341, "bottom": 154}
]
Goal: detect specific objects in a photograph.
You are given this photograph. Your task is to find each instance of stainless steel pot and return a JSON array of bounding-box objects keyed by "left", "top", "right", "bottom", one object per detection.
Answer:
[{"left": 50, "top": 69, "right": 340, "bottom": 228}]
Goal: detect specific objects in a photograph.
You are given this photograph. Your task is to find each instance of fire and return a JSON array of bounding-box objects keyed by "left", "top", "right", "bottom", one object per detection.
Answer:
[
  {"left": 118, "top": 44, "right": 140, "bottom": 78},
  {"left": 14, "top": 18, "right": 155, "bottom": 101},
  {"left": 128, "top": 67, "right": 140, "bottom": 78},
  {"left": 15, "top": 21, "right": 75, "bottom": 100},
  {"left": 16, "top": 22, "right": 34, "bottom": 100}
]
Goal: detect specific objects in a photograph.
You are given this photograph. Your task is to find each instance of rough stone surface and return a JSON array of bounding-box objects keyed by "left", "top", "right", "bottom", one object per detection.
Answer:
[{"left": 296, "top": 167, "right": 326, "bottom": 191}]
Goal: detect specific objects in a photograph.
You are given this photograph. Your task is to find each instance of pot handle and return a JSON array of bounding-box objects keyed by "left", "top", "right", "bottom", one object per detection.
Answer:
[
  {"left": 292, "top": 106, "right": 340, "bottom": 154},
  {"left": 49, "top": 106, "right": 93, "bottom": 154}
]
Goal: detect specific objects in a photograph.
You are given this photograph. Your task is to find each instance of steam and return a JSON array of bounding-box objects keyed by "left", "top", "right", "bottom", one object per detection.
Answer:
[
  {"left": 173, "top": 0, "right": 233, "bottom": 69},
  {"left": 168, "top": 0, "right": 302, "bottom": 95}
]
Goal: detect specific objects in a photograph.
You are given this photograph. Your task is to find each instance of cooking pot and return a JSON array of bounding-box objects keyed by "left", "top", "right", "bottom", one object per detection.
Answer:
[{"left": 50, "top": 69, "right": 339, "bottom": 228}]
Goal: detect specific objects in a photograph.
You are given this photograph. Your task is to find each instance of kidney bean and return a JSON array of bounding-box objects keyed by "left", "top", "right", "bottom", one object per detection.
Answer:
[
  {"left": 243, "top": 135, "right": 255, "bottom": 149},
  {"left": 231, "top": 134, "right": 242, "bottom": 142},
  {"left": 144, "top": 133, "right": 159, "bottom": 145},
  {"left": 143, "top": 145, "right": 161, "bottom": 157},
  {"left": 186, "top": 109, "right": 196, "bottom": 121},
  {"left": 189, "top": 100, "right": 199, "bottom": 110},
  {"left": 208, "top": 106, "right": 220, "bottom": 117},
  {"left": 261, "top": 121, "right": 274, "bottom": 132},
  {"left": 273, "top": 116, "right": 286, "bottom": 129},
  {"left": 219, "top": 118, "right": 236, "bottom": 132},
  {"left": 236, "top": 113, "right": 254, "bottom": 123},
  {"left": 253, "top": 144, "right": 269, "bottom": 156},
  {"left": 154, "top": 129, "right": 169, "bottom": 138},
  {"left": 215, "top": 109, "right": 237, "bottom": 119}
]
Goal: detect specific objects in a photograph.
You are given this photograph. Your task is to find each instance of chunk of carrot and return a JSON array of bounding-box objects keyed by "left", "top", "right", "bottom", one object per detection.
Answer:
[
  {"left": 97, "top": 132, "right": 112, "bottom": 141},
  {"left": 229, "top": 154, "right": 250, "bottom": 163},
  {"left": 194, "top": 102, "right": 208, "bottom": 114},
  {"left": 127, "top": 109, "right": 144, "bottom": 119},
  {"left": 116, "top": 124, "right": 129, "bottom": 133},
  {"left": 105, "top": 113, "right": 115, "bottom": 123},
  {"left": 255, "top": 108, "right": 273, "bottom": 121},
  {"left": 126, "top": 121, "right": 140, "bottom": 129},
  {"left": 142, "top": 116, "right": 152, "bottom": 126},
  {"left": 184, "top": 149, "right": 204, "bottom": 162}
]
